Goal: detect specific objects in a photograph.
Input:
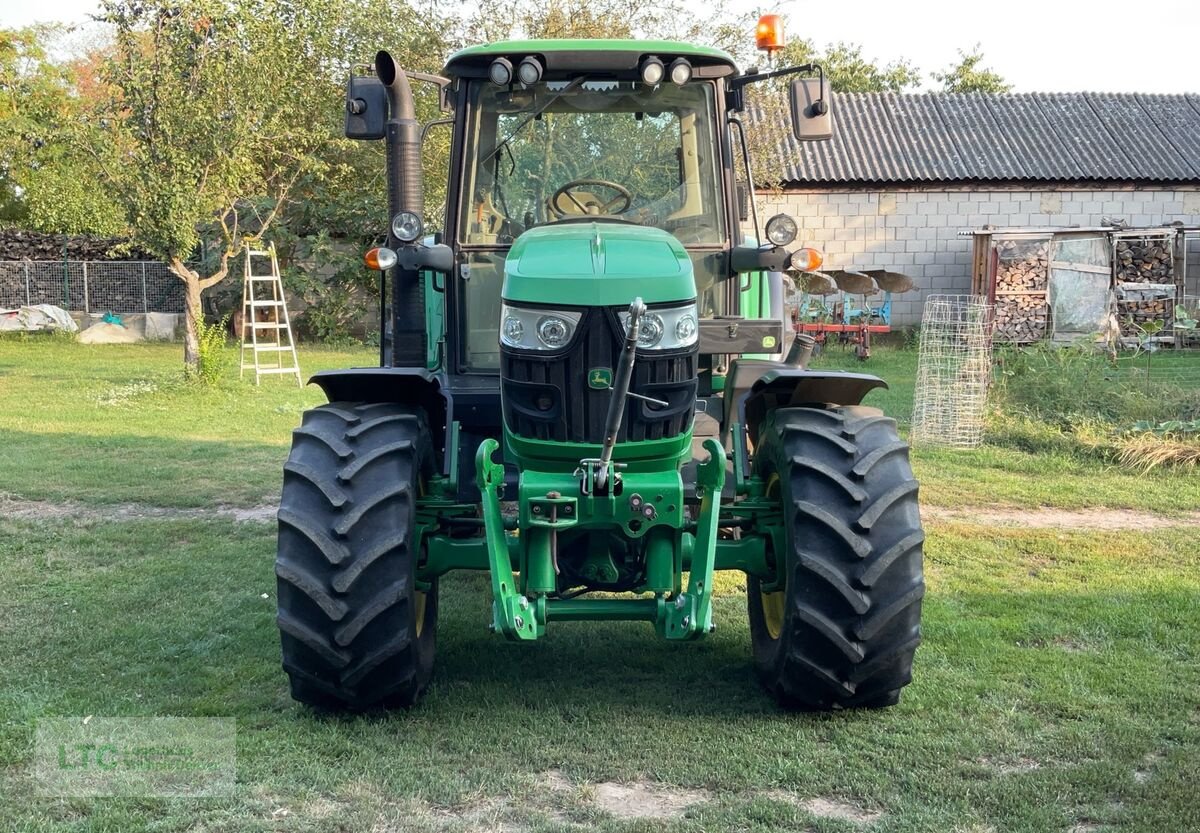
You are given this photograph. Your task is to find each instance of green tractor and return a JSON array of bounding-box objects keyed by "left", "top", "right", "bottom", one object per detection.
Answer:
[{"left": 275, "top": 26, "right": 925, "bottom": 712}]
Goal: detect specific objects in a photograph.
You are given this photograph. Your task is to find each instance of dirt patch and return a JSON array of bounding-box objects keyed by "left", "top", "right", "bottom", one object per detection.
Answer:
[
  {"left": 0, "top": 494, "right": 276, "bottom": 524},
  {"left": 764, "top": 790, "right": 881, "bottom": 824},
  {"left": 6, "top": 491, "right": 1195, "bottom": 533},
  {"left": 1133, "top": 750, "right": 1166, "bottom": 784},
  {"left": 922, "top": 505, "right": 1200, "bottom": 530},
  {"left": 589, "top": 781, "right": 710, "bottom": 820},
  {"left": 537, "top": 770, "right": 708, "bottom": 821},
  {"left": 977, "top": 756, "right": 1041, "bottom": 776}
]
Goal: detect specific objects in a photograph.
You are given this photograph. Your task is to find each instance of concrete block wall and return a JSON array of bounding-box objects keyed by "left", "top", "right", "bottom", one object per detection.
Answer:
[{"left": 752, "top": 188, "right": 1200, "bottom": 326}]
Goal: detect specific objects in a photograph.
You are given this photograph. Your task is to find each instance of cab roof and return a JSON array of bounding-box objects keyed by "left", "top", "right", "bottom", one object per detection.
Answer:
[{"left": 444, "top": 39, "right": 739, "bottom": 80}]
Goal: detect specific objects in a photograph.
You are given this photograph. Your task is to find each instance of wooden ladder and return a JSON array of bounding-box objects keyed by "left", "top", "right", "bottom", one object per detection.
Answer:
[{"left": 239, "top": 242, "right": 302, "bottom": 387}]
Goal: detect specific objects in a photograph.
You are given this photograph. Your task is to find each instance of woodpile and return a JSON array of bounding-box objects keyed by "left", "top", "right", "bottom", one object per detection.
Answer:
[
  {"left": 995, "top": 239, "right": 1049, "bottom": 291},
  {"left": 0, "top": 230, "right": 152, "bottom": 261},
  {"left": 994, "top": 295, "right": 1048, "bottom": 343},
  {"left": 1117, "top": 290, "right": 1174, "bottom": 337},
  {"left": 1114, "top": 237, "right": 1173, "bottom": 283}
]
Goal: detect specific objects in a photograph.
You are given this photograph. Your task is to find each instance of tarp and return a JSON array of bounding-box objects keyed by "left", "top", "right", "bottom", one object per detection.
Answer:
[{"left": 0, "top": 304, "right": 78, "bottom": 333}]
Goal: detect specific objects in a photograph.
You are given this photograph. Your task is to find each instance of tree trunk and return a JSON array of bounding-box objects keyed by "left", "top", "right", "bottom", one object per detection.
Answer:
[
  {"left": 170, "top": 255, "right": 229, "bottom": 377},
  {"left": 183, "top": 277, "right": 203, "bottom": 372}
]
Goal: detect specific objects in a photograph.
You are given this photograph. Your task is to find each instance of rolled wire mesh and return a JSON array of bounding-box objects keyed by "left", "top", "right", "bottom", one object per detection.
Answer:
[{"left": 911, "top": 294, "right": 995, "bottom": 449}]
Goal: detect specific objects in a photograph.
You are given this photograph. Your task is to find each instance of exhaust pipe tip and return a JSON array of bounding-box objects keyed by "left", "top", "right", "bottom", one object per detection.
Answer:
[{"left": 375, "top": 50, "right": 398, "bottom": 85}]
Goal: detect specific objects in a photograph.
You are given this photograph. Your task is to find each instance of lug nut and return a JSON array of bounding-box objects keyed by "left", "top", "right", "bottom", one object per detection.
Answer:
[
  {"left": 630, "top": 494, "right": 643, "bottom": 508},
  {"left": 642, "top": 505, "right": 656, "bottom": 519}
]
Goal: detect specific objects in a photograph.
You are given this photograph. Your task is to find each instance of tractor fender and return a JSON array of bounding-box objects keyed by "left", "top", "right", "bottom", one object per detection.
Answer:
[
  {"left": 738, "top": 367, "right": 887, "bottom": 446},
  {"left": 309, "top": 367, "right": 450, "bottom": 450}
]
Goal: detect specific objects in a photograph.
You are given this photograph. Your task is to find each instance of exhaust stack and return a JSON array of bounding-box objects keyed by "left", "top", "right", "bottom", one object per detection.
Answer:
[{"left": 375, "top": 50, "right": 426, "bottom": 367}]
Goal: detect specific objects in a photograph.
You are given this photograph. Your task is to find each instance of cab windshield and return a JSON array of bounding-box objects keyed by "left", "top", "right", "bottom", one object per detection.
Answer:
[{"left": 459, "top": 79, "right": 726, "bottom": 247}]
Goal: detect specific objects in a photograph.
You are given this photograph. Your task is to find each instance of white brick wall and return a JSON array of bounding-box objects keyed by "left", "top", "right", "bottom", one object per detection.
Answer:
[{"left": 750, "top": 187, "right": 1200, "bottom": 325}]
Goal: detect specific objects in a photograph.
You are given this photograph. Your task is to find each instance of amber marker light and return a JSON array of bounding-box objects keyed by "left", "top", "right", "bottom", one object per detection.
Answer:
[
  {"left": 755, "top": 14, "right": 785, "bottom": 54},
  {"left": 365, "top": 246, "right": 397, "bottom": 271},
  {"left": 790, "top": 247, "right": 823, "bottom": 272}
]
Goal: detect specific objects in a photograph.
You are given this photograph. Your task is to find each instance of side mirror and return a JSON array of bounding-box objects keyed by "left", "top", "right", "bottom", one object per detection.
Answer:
[
  {"left": 789, "top": 76, "right": 832, "bottom": 142},
  {"left": 344, "top": 74, "right": 387, "bottom": 140},
  {"left": 396, "top": 243, "right": 455, "bottom": 273}
]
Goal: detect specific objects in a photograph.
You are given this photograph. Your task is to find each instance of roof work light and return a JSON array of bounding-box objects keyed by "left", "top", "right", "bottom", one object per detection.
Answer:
[
  {"left": 639, "top": 56, "right": 665, "bottom": 86},
  {"left": 668, "top": 58, "right": 692, "bottom": 85}
]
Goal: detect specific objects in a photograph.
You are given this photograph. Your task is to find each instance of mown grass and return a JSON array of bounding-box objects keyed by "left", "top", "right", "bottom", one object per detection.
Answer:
[
  {"left": 0, "top": 517, "right": 1197, "bottom": 832},
  {"left": 0, "top": 336, "right": 375, "bottom": 507},
  {"left": 5, "top": 336, "right": 1200, "bottom": 512},
  {"left": 2, "top": 337, "right": 1200, "bottom": 831}
]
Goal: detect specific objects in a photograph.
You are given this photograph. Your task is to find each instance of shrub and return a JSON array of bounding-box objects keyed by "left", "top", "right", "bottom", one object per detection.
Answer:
[
  {"left": 988, "top": 343, "right": 1200, "bottom": 471},
  {"left": 193, "top": 314, "right": 232, "bottom": 385}
]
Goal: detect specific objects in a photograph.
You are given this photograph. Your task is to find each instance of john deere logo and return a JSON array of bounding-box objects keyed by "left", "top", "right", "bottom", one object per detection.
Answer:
[{"left": 588, "top": 368, "right": 613, "bottom": 389}]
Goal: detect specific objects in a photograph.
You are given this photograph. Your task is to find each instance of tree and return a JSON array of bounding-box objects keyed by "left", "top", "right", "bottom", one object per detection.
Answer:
[
  {"left": 95, "top": 0, "right": 329, "bottom": 373},
  {"left": 268, "top": 0, "right": 454, "bottom": 343},
  {"left": 461, "top": 0, "right": 747, "bottom": 55},
  {"left": 932, "top": 45, "right": 1011, "bottom": 93},
  {"left": 771, "top": 39, "right": 921, "bottom": 93},
  {"left": 0, "top": 26, "right": 124, "bottom": 234}
]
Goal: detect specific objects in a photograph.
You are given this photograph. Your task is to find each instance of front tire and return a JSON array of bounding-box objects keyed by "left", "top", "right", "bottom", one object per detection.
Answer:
[
  {"left": 748, "top": 406, "right": 925, "bottom": 710},
  {"left": 276, "top": 402, "right": 437, "bottom": 710}
]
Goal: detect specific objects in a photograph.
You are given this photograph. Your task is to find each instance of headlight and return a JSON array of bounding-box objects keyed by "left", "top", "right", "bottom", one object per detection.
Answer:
[
  {"left": 536, "top": 315, "right": 571, "bottom": 348},
  {"left": 391, "top": 210, "right": 423, "bottom": 243},
  {"left": 764, "top": 213, "right": 798, "bottom": 246},
  {"left": 500, "top": 304, "right": 582, "bottom": 351},
  {"left": 618, "top": 303, "right": 698, "bottom": 350}
]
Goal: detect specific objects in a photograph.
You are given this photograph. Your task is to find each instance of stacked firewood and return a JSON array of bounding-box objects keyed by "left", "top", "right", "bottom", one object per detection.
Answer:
[
  {"left": 994, "top": 295, "right": 1049, "bottom": 343},
  {"left": 1114, "top": 238, "right": 1173, "bottom": 283},
  {"left": 1117, "top": 288, "right": 1174, "bottom": 336},
  {"left": 0, "top": 230, "right": 152, "bottom": 261},
  {"left": 995, "top": 240, "right": 1049, "bottom": 291}
]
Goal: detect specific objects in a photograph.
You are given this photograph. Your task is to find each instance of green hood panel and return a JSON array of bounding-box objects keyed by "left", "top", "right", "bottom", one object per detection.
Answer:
[{"left": 502, "top": 222, "right": 696, "bottom": 306}]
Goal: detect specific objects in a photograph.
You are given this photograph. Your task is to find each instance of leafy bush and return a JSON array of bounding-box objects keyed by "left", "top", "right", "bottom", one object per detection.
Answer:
[
  {"left": 193, "top": 314, "right": 232, "bottom": 385},
  {"left": 988, "top": 343, "right": 1200, "bottom": 471},
  {"left": 992, "top": 344, "right": 1200, "bottom": 427}
]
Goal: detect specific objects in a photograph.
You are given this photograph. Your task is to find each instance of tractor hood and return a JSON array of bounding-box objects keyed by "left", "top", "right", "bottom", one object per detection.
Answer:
[{"left": 502, "top": 221, "right": 696, "bottom": 306}]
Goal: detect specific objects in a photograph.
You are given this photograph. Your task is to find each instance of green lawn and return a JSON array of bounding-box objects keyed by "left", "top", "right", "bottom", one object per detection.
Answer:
[
  {"left": 3, "top": 337, "right": 1198, "bottom": 512},
  {"left": 1, "top": 336, "right": 1199, "bottom": 832}
]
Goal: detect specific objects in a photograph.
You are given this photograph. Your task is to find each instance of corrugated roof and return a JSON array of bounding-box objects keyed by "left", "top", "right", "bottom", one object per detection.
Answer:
[{"left": 769, "top": 91, "right": 1200, "bottom": 185}]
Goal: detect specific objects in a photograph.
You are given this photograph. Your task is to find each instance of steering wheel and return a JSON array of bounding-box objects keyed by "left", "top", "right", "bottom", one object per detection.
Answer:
[{"left": 550, "top": 179, "right": 633, "bottom": 218}]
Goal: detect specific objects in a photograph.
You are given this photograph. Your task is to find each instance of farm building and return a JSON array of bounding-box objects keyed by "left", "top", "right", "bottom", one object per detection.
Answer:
[{"left": 760, "top": 92, "right": 1200, "bottom": 326}]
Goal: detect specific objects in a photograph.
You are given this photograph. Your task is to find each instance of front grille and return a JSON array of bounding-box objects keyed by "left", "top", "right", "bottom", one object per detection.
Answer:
[{"left": 501, "top": 307, "right": 697, "bottom": 444}]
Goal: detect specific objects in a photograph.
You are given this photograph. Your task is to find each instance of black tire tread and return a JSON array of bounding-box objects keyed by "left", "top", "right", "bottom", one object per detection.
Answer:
[
  {"left": 276, "top": 401, "right": 436, "bottom": 710},
  {"left": 749, "top": 405, "right": 925, "bottom": 711}
]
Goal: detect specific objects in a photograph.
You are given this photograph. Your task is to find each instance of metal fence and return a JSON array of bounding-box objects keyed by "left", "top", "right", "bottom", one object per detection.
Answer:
[{"left": 0, "top": 261, "right": 186, "bottom": 314}]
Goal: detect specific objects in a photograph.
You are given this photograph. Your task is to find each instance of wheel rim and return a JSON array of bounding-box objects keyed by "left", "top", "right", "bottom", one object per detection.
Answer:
[
  {"left": 415, "top": 476, "right": 428, "bottom": 638},
  {"left": 414, "top": 590, "right": 428, "bottom": 638},
  {"left": 760, "top": 473, "right": 786, "bottom": 640}
]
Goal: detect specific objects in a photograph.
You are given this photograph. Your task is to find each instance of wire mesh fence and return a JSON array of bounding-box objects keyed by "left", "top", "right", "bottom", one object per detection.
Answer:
[
  {"left": 911, "top": 294, "right": 996, "bottom": 449},
  {"left": 0, "top": 261, "right": 186, "bottom": 314}
]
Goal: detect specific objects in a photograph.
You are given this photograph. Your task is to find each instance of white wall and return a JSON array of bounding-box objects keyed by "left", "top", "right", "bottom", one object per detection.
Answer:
[{"left": 753, "top": 187, "right": 1200, "bottom": 325}]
